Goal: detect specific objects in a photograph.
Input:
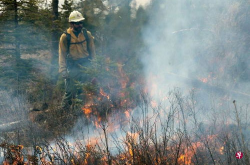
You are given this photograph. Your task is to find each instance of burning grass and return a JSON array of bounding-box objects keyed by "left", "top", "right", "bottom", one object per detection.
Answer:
[
  {"left": 1, "top": 89, "right": 249, "bottom": 165},
  {"left": 0, "top": 54, "right": 249, "bottom": 164}
]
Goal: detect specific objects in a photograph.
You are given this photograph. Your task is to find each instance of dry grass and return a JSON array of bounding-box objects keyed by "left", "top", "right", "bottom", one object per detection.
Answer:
[{"left": 1, "top": 90, "right": 249, "bottom": 165}]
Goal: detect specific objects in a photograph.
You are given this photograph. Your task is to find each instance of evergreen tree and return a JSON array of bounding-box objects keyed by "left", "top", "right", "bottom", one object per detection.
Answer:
[
  {"left": 0, "top": 0, "right": 50, "bottom": 91},
  {"left": 75, "top": 0, "right": 106, "bottom": 31},
  {"left": 60, "top": 0, "right": 73, "bottom": 29}
]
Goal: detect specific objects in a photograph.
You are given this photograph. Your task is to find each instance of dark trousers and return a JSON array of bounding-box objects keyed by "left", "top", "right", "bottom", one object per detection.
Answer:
[{"left": 61, "top": 59, "right": 90, "bottom": 109}]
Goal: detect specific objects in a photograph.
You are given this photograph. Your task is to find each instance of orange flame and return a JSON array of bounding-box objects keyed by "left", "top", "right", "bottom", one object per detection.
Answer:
[
  {"left": 126, "top": 132, "right": 139, "bottom": 157},
  {"left": 100, "top": 88, "right": 110, "bottom": 100},
  {"left": 151, "top": 100, "right": 158, "bottom": 108},
  {"left": 124, "top": 110, "right": 130, "bottom": 118},
  {"left": 178, "top": 141, "right": 202, "bottom": 164},
  {"left": 219, "top": 146, "right": 224, "bottom": 155},
  {"left": 82, "top": 106, "right": 92, "bottom": 117},
  {"left": 117, "top": 62, "right": 129, "bottom": 89},
  {"left": 199, "top": 77, "right": 208, "bottom": 83},
  {"left": 93, "top": 116, "right": 102, "bottom": 128}
]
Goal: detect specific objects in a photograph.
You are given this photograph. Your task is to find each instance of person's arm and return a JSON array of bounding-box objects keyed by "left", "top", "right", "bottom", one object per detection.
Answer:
[
  {"left": 59, "top": 34, "right": 68, "bottom": 73},
  {"left": 87, "top": 31, "right": 96, "bottom": 59}
]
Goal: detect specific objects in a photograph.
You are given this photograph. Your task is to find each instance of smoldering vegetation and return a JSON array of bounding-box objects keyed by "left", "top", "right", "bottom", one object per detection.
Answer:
[
  {"left": 0, "top": 90, "right": 249, "bottom": 164},
  {"left": 1, "top": 0, "right": 250, "bottom": 164}
]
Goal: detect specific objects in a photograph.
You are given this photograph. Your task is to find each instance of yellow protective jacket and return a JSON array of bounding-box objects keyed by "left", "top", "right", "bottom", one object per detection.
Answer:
[{"left": 59, "top": 28, "right": 96, "bottom": 73}]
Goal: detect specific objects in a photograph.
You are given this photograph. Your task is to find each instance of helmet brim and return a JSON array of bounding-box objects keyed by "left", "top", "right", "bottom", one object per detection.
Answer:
[{"left": 69, "top": 17, "right": 85, "bottom": 22}]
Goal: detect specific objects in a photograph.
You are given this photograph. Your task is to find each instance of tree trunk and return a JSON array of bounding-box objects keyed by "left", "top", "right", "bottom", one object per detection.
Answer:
[
  {"left": 14, "top": 0, "right": 20, "bottom": 60},
  {"left": 51, "top": 0, "right": 59, "bottom": 84}
]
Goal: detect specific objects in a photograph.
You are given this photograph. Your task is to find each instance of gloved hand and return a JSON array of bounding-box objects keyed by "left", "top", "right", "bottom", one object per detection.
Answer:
[{"left": 61, "top": 71, "right": 68, "bottom": 79}]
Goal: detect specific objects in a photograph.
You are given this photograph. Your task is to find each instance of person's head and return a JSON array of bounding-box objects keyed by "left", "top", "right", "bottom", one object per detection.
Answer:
[{"left": 69, "top": 10, "right": 85, "bottom": 32}]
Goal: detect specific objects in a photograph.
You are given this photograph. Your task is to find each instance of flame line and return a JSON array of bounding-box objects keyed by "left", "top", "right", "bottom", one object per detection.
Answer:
[{"left": 164, "top": 71, "right": 250, "bottom": 97}]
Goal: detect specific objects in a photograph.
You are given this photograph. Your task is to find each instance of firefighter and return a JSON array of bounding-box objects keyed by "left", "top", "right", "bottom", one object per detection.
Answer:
[{"left": 59, "top": 10, "right": 96, "bottom": 109}]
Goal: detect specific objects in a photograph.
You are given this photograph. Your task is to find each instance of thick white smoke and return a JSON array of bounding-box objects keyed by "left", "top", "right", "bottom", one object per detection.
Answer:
[
  {"left": 139, "top": 0, "right": 250, "bottom": 129},
  {"left": 141, "top": 0, "right": 249, "bottom": 102}
]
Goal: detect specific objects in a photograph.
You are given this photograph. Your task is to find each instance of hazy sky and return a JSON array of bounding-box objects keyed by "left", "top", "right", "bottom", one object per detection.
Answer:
[
  {"left": 131, "top": 0, "right": 151, "bottom": 9},
  {"left": 58, "top": 0, "right": 151, "bottom": 9}
]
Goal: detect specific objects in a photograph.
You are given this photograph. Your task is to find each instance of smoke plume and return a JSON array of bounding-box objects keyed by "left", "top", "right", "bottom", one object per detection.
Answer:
[{"left": 141, "top": 0, "right": 250, "bottom": 105}]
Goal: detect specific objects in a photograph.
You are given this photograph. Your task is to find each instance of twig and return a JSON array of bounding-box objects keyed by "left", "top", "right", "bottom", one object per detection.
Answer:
[
  {"left": 233, "top": 100, "right": 249, "bottom": 164},
  {"left": 102, "top": 123, "right": 112, "bottom": 165}
]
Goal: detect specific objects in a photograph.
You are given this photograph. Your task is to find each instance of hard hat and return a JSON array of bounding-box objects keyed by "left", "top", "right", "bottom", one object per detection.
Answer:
[{"left": 69, "top": 10, "right": 85, "bottom": 22}]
